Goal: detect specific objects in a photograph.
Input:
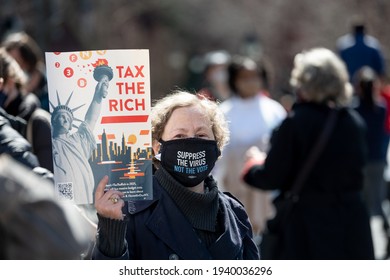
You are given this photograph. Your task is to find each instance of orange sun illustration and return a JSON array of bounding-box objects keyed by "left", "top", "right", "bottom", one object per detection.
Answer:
[{"left": 127, "top": 134, "right": 137, "bottom": 144}]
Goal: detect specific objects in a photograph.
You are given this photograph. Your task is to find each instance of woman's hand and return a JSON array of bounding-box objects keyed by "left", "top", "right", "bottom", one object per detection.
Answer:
[
  {"left": 94, "top": 176, "right": 125, "bottom": 220},
  {"left": 241, "top": 146, "right": 267, "bottom": 183},
  {"left": 244, "top": 146, "right": 267, "bottom": 165}
]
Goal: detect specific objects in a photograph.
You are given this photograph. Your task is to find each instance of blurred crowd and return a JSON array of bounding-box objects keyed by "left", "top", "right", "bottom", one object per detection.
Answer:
[{"left": 0, "top": 14, "right": 390, "bottom": 260}]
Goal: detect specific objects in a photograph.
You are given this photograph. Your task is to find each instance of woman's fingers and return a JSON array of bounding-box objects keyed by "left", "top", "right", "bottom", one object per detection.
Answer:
[
  {"left": 95, "top": 175, "right": 109, "bottom": 201},
  {"left": 94, "top": 176, "right": 125, "bottom": 220}
]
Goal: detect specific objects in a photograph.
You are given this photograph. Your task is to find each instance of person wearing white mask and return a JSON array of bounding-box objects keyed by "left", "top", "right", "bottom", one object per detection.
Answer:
[{"left": 212, "top": 55, "right": 286, "bottom": 243}]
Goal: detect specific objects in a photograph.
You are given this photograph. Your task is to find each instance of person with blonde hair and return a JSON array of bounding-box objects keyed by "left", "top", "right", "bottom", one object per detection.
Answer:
[
  {"left": 242, "top": 48, "right": 374, "bottom": 259},
  {"left": 92, "top": 91, "right": 259, "bottom": 260}
]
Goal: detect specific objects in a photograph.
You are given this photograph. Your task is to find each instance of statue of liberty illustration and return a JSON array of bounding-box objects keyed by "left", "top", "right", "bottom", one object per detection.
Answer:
[{"left": 50, "top": 62, "right": 113, "bottom": 204}]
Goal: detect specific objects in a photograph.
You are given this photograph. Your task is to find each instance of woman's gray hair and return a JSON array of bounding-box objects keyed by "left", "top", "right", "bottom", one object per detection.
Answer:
[
  {"left": 151, "top": 90, "right": 229, "bottom": 152},
  {"left": 290, "top": 48, "right": 352, "bottom": 106}
]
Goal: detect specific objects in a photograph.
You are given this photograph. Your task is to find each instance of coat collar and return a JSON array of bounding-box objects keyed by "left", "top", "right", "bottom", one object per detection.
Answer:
[
  {"left": 207, "top": 197, "right": 249, "bottom": 259},
  {"left": 145, "top": 177, "right": 250, "bottom": 259},
  {"left": 145, "top": 178, "right": 212, "bottom": 259}
]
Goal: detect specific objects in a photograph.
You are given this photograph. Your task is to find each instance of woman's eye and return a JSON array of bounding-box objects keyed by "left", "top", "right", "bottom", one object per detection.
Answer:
[
  {"left": 196, "top": 134, "right": 209, "bottom": 139},
  {"left": 173, "top": 134, "right": 186, "bottom": 139}
]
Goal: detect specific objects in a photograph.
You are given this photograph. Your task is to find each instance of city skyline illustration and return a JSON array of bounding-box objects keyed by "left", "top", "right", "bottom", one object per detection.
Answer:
[{"left": 90, "top": 128, "right": 153, "bottom": 180}]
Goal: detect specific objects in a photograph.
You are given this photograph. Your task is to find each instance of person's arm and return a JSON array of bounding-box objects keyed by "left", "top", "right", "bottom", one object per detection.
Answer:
[
  {"left": 92, "top": 176, "right": 129, "bottom": 259},
  {"left": 84, "top": 75, "right": 108, "bottom": 130},
  {"left": 94, "top": 214, "right": 128, "bottom": 259},
  {"left": 0, "top": 107, "right": 27, "bottom": 136},
  {"left": 0, "top": 119, "right": 39, "bottom": 169},
  {"left": 241, "top": 117, "right": 295, "bottom": 191},
  {"left": 225, "top": 193, "right": 260, "bottom": 260}
]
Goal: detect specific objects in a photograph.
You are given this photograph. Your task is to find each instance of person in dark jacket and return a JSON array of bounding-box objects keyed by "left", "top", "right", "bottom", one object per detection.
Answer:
[
  {"left": 92, "top": 91, "right": 259, "bottom": 260},
  {"left": 354, "top": 66, "right": 390, "bottom": 258},
  {"left": 0, "top": 155, "right": 93, "bottom": 259},
  {"left": 241, "top": 48, "right": 374, "bottom": 259},
  {"left": 0, "top": 115, "right": 38, "bottom": 169},
  {"left": 0, "top": 47, "right": 52, "bottom": 171},
  {"left": 0, "top": 47, "right": 40, "bottom": 120},
  {"left": 355, "top": 67, "right": 389, "bottom": 215},
  {"left": 336, "top": 18, "right": 386, "bottom": 81}
]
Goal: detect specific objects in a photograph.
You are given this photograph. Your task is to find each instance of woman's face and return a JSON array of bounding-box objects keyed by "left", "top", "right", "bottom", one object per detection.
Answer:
[
  {"left": 235, "top": 69, "right": 261, "bottom": 98},
  {"left": 7, "top": 48, "right": 28, "bottom": 72},
  {"left": 155, "top": 105, "right": 215, "bottom": 153}
]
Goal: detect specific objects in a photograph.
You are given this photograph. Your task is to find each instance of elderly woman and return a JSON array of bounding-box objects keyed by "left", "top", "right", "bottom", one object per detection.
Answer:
[
  {"left": 241, "top": 48, "right": 375, "bottom": 259},
  {"left": 92, "top": 91, "right": 259, "bottom": 260}
]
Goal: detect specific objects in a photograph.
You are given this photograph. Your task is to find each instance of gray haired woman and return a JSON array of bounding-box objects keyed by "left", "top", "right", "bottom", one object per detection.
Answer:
[
  {"left": 242, "top": 48, "right": 375, "bottom": 259},
  {"left": 92, "top": 91, "right": 259, "bottom": 260}
]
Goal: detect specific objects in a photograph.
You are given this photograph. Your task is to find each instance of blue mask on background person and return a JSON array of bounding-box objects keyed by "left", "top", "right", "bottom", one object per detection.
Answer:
[{"left": 158, "top": 138, "right": 221, "bottom": 187}]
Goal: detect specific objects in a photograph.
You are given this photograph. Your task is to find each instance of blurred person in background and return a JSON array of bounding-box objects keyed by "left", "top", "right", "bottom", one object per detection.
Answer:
[
  {"left": 212, "top": 55, "right": 286, "bottom": 244},
  {"left": 0, "top": 105, "right": 27, "bottom": 136},
  {"left": 0, "top": 154, "right": 93, "bottom": 259},
  {"left": 0, "top": 48, "right": 52, "bottom": 171},
  {"left": 354, "top": 66, "right": 390, "bottom": 259},
  {"left": 336, "top": 16, "right": 386, "bottom": 82},
  {"left": 2, "top": 31, "right": 49, "bottom": 111},
  {"left": 1, "top": 107, "right": 55, "bottom": 185},
  {"left": 0, "top": 114, "right": 39, "bottom": 170},
  {"left": 197, "top": 50, "right": 231, "bottom": 102},
  {"left": 0, "top": 47, "right": 39, "bottom": 121},
  {"left": 380, "top": 80, "right": 390, "bottom": 217},
  {"left": 242, "top": 48, "right": 374, "bottom": 259}
]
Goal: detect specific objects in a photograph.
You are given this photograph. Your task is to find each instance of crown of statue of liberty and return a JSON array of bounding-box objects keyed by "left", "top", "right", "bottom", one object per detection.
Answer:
[{"left": 50, "top": 91, "right": 85, "bottom": 129}]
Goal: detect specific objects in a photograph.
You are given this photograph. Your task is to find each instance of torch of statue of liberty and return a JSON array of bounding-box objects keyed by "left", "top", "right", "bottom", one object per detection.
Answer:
[
  {"left": 92, "top": 59, "right": 114, "bottom": 99},
  {"left": 50, "top": 60, "right": 113, "bottom": 204}
]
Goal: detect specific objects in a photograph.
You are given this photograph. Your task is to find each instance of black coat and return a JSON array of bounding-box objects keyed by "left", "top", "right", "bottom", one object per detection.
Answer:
[
  {"left": 0, "top": 116, "right": 39, "bottom": 169},
  {"left": 93, "top": 177, "right": 260, "bottom": 260},
  {"left": 243, "top": 102, "right": 374, "bottom": 259}
]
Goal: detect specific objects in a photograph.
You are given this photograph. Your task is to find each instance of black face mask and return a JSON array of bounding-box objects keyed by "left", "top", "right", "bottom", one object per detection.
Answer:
[{"left": 158, "top": 138, "right": 221, "bottom": 187}]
